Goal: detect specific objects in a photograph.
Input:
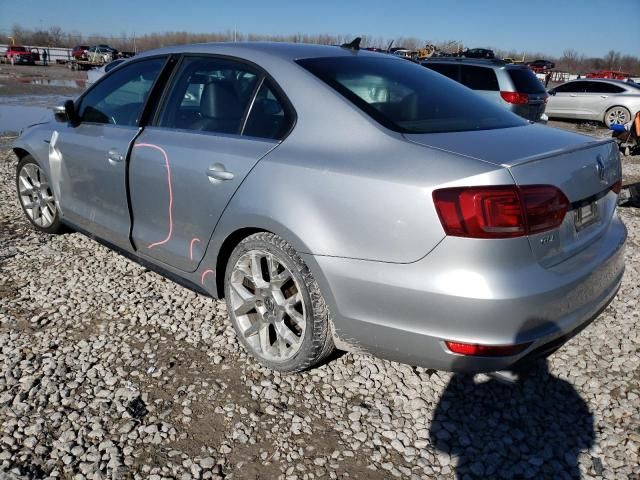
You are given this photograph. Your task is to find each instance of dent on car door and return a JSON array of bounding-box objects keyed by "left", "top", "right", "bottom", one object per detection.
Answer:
[
  {"left": 51, "top": 57, "right": 167, "bottom": 249},
  {"left": 129, "top": 56, "right": 294, "bottom": 273}
]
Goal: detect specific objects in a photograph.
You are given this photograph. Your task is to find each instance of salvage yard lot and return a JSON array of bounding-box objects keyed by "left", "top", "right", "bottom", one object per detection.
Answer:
[{"left": 0, "top": 66, "right": 639, "bottom": 479}]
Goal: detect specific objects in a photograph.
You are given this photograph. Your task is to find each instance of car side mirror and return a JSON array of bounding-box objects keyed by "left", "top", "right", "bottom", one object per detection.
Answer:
[
  {"left": 548, "top": 89, "right": 556, "bottom": 96},
  {"left": 58, "top": 99, "right": 80, "bottom": 126}
]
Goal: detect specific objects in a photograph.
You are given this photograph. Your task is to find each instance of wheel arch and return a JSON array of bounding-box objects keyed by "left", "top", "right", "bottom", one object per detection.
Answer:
[
  {"left": 215, "top": 227, "right": 270, "bottom": 299},
  {"left": 604, "top": 104, "right": 632, "bottom": 124},
  {"left": 13, "top": 147, "right": 31, "bottom": 161}
]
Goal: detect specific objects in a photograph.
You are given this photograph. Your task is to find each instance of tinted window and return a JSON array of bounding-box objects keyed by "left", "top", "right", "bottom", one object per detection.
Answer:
[
  {"left": 104, "top": 59, "right": 125, "bottom": 73},
  {"left": 158, "top": 57, "right": 259, "bottom": 135},
  {"left": 507, "top": 69, "right": 545, "bottom": 93},
  {"left": 460, "top": 65, "right": 499, "bottom": 91},
  {"left": 243, "top": 81, "right": 293, "bottom": 139},
  {"left": 553, "top": 81, "right": 585, "bottom": 93},
  {"left": 13, "top": 47, "right": 27, "bottom": 52},
  {"left": 79, "top": 57, "right": 165, "bottom": 126},
  {"left": 423, "top": 63, "right": 459, "bottom": 81},
  {"left": 298, "top": 56, "right": 525, "bottom": 134},
  {"left": 583, "top": 82, "right": 625, "bottom": 94}
]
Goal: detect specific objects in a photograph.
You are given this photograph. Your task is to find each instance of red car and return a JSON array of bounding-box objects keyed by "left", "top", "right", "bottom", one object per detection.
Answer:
[
  {"left": 586, "top": 70, "right": 630, "bottom": 80},
  {"left": 71, "top": 45, "right": 90, "bottom": 60},
  {"left": 1, "top": 45, "right": 36, "bottom": 65}
]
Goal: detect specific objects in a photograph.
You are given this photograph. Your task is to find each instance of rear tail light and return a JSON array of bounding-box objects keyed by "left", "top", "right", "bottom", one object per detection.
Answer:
[
  {"left": 500, "top": 91, "right": 529, "bottom": 104},
  {"left": 433, "top": 185, "right": 569, "bottom": 239},
  {"left": 445, "top": 341, "right": 531, "bottom": 357}
]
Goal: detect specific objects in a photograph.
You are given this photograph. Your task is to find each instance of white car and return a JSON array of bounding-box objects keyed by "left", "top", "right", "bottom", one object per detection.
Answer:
[
  {"left": 86, "top": 59, "right": 126, "bottom": 85},
  {"left": 546, "top": 79, "right": 640, "bottom": 126}
]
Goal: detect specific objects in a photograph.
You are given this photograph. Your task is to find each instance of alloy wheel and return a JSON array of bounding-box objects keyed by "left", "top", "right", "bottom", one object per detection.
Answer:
[
  {"left": 229, "top": 250, "right": 306, "bottom": 362},
  {"left": 18, "top": 163, "right": 57, "bottom": 228},
  {"left": 606, "top": 108, "right": 629, "bottom": 126}
]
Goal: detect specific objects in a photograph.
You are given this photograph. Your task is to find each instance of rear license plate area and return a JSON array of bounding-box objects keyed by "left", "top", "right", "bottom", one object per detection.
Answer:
[{"left": 574, "top": 202, "right": 598, "bottom": 231}]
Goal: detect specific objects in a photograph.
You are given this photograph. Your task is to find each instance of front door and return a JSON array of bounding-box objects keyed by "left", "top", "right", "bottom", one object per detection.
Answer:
[
  {"left": 129, "top": 56, "right": 293, "bottom": 272},
  {"left": 53, "top": 57, "right": 167, "bottom": 249}
]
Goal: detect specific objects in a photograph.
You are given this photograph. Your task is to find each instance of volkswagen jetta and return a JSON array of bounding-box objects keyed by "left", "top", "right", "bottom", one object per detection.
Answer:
[{"left": 13, "top": 42, "right": 626, "bottom": 373}]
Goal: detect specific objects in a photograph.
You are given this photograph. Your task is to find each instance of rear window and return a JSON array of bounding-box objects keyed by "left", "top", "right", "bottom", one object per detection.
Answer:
[
  {"left": 12, "top": 47, "right": 27, "bottom": 52},
  {"left": 297, "top": 56, "right": 525, "bottom": 134},
  {"left": 460, "top": 65, "right": 499, "bottom": 91},
  {"left": 423, "top": 63, "right": 459, "bottom": 81},
  {"left": 507, "top": 68, "right": 545, "bottom": 93}
]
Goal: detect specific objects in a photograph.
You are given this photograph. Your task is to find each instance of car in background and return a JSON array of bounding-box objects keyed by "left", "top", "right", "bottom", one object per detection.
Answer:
[
  {"left": 86, "top": 58, "right": 127, "bottom": 85},
  {"left": 72, "top": 45, "right": 90, "bottom": 59},
  {"left": 422, "top": 58, "right": 548, "bottom": 121},
  {"left": 586, "top": 70, "right": 630, "bottom": 80},
  {"left": 546, "top": 78, "right": 640, "bottom": 126},
  {"left": 1, "top": 45, "right": 36, "bottom": 65},
  {"left": 13, "top": 43, "right": 625, "bottom": 374},
  {"left": 527, "top": 59, "right": 555, "bottom": 71},
  {"left": 461, "top": 48, "right": 495, "bottom": 59}
]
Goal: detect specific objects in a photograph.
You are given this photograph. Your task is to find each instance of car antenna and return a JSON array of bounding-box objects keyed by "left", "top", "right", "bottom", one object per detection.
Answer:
[
  {"left": 386, "top": 40, "right": 394, "bottom": 53},
  {"left": 341, "top": 37, "right": 361, "bottom": 51}
]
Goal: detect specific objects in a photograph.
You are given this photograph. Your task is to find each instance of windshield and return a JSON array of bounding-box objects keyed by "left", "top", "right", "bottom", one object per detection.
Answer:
[{"left": 297, "top": 56, "right": 526, "bottom": 134}]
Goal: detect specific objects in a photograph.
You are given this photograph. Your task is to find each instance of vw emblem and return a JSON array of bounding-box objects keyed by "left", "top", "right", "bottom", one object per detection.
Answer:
[{"left": 595, "top": 155, "right": 606, "bottom": 182}]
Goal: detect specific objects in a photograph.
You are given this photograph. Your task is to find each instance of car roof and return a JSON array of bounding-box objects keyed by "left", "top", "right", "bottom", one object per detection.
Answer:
[
  {"left": 422, "top": 57, "right": 526, "bottom": 69},
  {"left": 135, "top": 42, "right": 384, "bottom": 62},
  {"left": 570, "top": 78, "right": 631, "bottom": 85}
]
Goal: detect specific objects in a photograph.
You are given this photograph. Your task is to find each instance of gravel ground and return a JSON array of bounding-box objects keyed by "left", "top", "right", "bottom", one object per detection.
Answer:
[{"left": 1, "top": 134, "right": 639, "bottom": 480}]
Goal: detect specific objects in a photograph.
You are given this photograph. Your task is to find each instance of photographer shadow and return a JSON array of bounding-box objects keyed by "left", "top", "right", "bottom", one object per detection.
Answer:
[{"left": 430, "top": 327, "right": 595, "bottom": 479}]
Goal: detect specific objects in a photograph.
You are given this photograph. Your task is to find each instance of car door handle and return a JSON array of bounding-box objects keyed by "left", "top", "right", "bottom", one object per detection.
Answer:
[
  {"left": 107, "top": 149, "right": 124, "bottom": 164},
  {"left": 600, "top": 95, "right": 608, "bottom": 98},
  {"left": 206, "top": 163, "right": 234, "bottom": 182},
  {"left": 570, "top": 94, "right": 578, "bottom": 97}
]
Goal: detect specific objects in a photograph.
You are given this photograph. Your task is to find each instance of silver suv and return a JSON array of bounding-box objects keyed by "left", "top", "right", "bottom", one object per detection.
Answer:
[{"left": 423, "top": 58, "right": 548, "bottom": 122}]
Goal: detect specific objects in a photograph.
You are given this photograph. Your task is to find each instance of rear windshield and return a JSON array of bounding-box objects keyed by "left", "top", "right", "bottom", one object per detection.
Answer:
[
  {"left": 297, "top": 56, "right": 525, "bottom": 134},
  {"left": 12, "top": 46, "right": 27, "bottom": 52},
  {"left": 507, "top": 68, "right": 545, "bottom": 93}
]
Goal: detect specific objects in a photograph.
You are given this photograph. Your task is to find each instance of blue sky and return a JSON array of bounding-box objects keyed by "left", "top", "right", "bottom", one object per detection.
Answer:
[{"left": 1, "top": 0, "right": 638, "bottom": 57}]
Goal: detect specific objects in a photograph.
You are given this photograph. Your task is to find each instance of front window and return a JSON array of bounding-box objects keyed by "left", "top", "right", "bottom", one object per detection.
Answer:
[
  {"left": 78, "top": 57, "right": 165, "bottom": 126},
  {"left": 297, "top": 56, "right": 526, "bottom": 134}
]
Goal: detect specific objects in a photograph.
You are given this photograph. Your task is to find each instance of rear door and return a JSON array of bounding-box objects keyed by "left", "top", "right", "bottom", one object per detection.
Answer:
[
  {"left": 581, "top": 81, "right": 626, "bottom": 118},
  {"left": 53, "top": 56, "right": 167, "bottom": 249},
  {"left": 129, "top": 55, "right": 294, "bottom": 272}
]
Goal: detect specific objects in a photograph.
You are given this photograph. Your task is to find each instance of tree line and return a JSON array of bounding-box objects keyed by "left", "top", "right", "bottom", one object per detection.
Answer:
[{"left": 2, "top": 24, "right": 638, "bottom": 75}]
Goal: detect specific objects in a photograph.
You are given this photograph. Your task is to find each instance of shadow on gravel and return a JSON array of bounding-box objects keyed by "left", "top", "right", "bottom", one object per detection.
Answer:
[{"left": 431, "top": 359, "right": 595, "bottom": 479}]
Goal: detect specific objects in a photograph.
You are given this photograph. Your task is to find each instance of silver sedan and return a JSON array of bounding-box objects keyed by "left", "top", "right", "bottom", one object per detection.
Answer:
[
  {"left": 546, "top": 78, "right": 640, "bottom": 126},
  {"left": 13, "top": 42, "right": 626, "bottom": 373}
]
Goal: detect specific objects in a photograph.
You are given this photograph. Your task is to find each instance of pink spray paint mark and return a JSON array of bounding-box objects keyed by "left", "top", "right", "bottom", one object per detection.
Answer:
[
  {"left": 189, "top": 238, "right": 201, "bottom": 261},
  {"left": 134, "top": 143, "right": 173, "bottom": 249},
  {"left": 201, "top": 269, "right": 215, "bottom": 285}
]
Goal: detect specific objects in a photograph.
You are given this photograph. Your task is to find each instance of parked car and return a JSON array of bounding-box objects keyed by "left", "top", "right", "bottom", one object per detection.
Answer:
[
  {"left": 86, "top": 58, "right": 127, "bottom": 85},
  {"left": 461, "top": 48, "right": 495, "bottom": 59},
  {"left": 71, "top": 45, "right": 90, "bottom": 59},
  {"left": 546, "top": 79, "right": 640, "bottom": 126},
  {"left": 422, "top": 58, "right": 548, "bottom": 121},
  {"left": 86, "top": 45, "right": 117, "bottom": 63},
  {"left": 527, "top": 59, "right": 555, "bottom": 71},
  {"left": 1, "top": 45, "right": 36, "bottom": 65},
  {"left": 586, "top": 70, "right": 630, "bottom": 80},
  {"left": 13, "top": 43, "right": 625, "bottom": 374}
]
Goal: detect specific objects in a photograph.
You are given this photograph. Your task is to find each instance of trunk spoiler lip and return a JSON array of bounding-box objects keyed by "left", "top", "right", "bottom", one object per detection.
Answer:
[{"left": 402, "top": 133, "right": 616, "bottom": 169}]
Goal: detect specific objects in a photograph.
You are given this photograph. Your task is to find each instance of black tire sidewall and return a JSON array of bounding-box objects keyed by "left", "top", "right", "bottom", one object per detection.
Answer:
[
  {"left": 224, "top": 234, "right": 324, "bottom": 372},
  {"left": 16, "top": 155, "right": 63, "bottom": 234}
]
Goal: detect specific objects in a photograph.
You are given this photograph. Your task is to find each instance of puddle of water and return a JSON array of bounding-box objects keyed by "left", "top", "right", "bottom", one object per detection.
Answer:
[
  {"left": 0, "top": 105, "right": 53, "bottom": 134},
  {"left": 17, "top": 78, "right": 86, "bottom": 88}
]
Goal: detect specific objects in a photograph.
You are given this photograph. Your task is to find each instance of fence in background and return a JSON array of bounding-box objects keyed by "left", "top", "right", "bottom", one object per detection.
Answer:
[{"left": 0, "top": 44, "right": 72, "bottom": 63}]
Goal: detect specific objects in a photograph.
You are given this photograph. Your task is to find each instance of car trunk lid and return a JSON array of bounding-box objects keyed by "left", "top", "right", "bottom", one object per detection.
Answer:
[{"left": 404, "top": 124, "right": 622, "bottom": 266}]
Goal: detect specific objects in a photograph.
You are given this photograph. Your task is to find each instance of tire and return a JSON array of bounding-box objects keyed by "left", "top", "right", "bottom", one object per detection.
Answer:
[
  {"left": 604, "top": 106, "right": 631, "bottom": 127},
  {"left": 16, "top": 155, "right": 64, "bottom": 234},
  {"left": 224, "top": 232, "right": 335, "bottom": 372}
]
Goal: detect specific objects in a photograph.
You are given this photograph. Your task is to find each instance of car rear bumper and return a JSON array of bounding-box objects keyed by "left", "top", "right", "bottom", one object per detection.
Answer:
[{"left": 303, "top": 214, "right": 626, "bottom": 373}]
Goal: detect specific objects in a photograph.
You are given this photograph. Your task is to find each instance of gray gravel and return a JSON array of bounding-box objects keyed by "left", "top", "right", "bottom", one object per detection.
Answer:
[{"left": 1, "top": 136, "right": 639, "bottom": 479}]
